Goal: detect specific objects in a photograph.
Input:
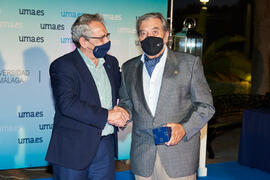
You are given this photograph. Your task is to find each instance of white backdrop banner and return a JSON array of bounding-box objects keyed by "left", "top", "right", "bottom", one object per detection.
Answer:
[{"left": 0, "top": 0, "right": 167, "bottom": 169}]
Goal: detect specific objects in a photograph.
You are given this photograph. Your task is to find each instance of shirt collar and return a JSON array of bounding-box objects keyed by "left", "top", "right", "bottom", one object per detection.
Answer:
[
  {"left": 141, "top": 45, "right": 168, "bottom": 63},
  {"left": 78, "top": 48, "right": 105, "bottom": 68}
]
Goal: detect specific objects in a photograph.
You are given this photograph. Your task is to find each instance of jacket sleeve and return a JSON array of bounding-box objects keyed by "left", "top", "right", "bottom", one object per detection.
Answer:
[
  {"left": 50, "top": 61, "right": 107, "bottom": 130},
  {"left": 118, "top": 64, "right": 134, "bottom": 122},
  {"left": 181, "top": 56, "right": 215, "bottom": 141},
  {"left": 113, "top": 57, "right": 121, "bottom": 100}
]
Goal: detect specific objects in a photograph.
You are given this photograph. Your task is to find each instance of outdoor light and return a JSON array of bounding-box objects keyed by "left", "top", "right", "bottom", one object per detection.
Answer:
[
  {"left": 200, "top": 0, "right": 209, "bottom": 10},
  {"left": 173, "top": 17, "right": 203, "bottom": 58},
  {"left": 200, "top": 0, "right": 209, "bottom": 5}
]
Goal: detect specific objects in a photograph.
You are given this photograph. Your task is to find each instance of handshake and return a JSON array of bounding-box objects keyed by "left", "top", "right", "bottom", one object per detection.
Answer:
[{"left": 107, "top": 106, "right": 130, "bottom": 127}]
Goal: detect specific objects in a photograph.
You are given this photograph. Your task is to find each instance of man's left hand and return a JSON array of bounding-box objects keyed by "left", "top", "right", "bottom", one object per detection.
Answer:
[{"left": 165, "top": 123, "right": 186, "bottom": 146}]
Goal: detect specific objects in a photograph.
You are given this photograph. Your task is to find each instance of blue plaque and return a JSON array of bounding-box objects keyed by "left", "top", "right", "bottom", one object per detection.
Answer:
[{"left": 152, "top": 127, "right": 172, "bottom": 145}]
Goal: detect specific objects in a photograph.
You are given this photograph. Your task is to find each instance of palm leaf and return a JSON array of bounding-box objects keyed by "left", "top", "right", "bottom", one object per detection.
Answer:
[{"left": 203, "top": 35, "right": 246, "bottom": 65}]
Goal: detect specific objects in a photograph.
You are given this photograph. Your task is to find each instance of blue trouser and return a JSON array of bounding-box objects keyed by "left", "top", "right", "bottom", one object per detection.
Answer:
[{"left": 52, "top": 135, "right": 115, "bottom": 180}]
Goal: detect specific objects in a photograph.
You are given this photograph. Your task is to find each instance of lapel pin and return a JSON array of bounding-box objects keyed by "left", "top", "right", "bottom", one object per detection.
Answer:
[{"left": 174, "top": 70, "right": 179, "bottom": 75}]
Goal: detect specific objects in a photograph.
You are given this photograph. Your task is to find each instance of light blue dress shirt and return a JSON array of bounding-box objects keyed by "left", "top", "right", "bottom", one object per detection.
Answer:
[{"left": 78, "top": 49, "right": 114, "bottom": 136}]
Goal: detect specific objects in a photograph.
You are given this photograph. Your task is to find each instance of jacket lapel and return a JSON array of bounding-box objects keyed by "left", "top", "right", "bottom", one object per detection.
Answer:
[
  {"left": 72, "top": 49, "right": 101, "bottom": 106},
  {"left": 134, "top": 58, "right": 154, "bottom": 118},
  {"left": 155, "top": 51, "right": 180, "bottom": 115},
  {"left": 103, "top": 56, "right": 116, "bottom": 106}
]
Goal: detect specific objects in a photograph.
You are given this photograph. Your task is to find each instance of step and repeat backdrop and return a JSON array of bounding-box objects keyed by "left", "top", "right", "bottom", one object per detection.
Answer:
[{"left": 0, "top": 0, "right": 167, "bottom": 169}]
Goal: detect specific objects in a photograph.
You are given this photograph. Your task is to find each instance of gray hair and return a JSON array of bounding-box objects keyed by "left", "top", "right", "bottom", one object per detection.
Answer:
[
  {"left": 136, "top": 12, "right": 168, "bottom": 36},
  {"left": 71, "top": 13, "right": 104, "bottom": 48}
]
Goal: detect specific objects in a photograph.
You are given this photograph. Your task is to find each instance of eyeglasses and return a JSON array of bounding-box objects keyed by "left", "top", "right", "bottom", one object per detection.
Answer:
[{"left": 87, "top": 33, "right": 111, "bottom": 40}]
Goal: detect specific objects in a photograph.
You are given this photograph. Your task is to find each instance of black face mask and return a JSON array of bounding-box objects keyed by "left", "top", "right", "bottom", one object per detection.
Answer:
[{"left": 140, "top": 36, "right": 164, "bottom": 56}]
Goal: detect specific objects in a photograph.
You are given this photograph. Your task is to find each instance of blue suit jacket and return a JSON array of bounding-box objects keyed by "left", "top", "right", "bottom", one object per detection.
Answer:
[{"left": 46, "top": 49, "right": 120, "bottom": 170}]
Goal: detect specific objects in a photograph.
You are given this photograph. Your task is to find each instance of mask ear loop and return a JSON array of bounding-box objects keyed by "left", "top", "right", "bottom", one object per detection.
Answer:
[{"left": 85, "top": 38, "right": 95, "bottom": 51}]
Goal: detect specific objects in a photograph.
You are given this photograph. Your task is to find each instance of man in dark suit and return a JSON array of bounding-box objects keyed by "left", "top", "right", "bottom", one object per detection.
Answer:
[
  {"left": 46, "top": 14, "right": 129, "bottom": 180},
  {"left": 118, "top": 13, "right": 215, "bottom": 180}
]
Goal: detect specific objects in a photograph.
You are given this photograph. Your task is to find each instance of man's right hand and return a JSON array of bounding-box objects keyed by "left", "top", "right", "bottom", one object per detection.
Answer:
[{"left": 108, "top": 106, "right": 129, "bottom": 127}]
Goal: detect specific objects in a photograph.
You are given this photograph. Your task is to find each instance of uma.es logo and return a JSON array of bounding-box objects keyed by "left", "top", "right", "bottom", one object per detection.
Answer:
[
  {"left": 61, "top": 11, "right": 83, "bottom": 18},
  {"left": 61, "top": 37, "right": 72, "bottom": 44},
  {"left": 18, "top": 137, "right": 43, "bottom": 144},
  {"left": 18, "top": 111, "right": 43, "bottom": 118},
  {"left": 40, "top": 23, "right": 64, "bottom": 30},
  {"left": 39, "top": 123, "right": 53, "bottom": 130},
  {"left": 19, "top": 35, "right": 44, "bottom": 43},
  {"left": 19, "top": 8, "right": 44, "bottom": 16}
]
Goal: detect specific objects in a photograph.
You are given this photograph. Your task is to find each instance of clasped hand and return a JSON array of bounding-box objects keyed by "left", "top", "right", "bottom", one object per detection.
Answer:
[
  {"left": 165, "top": 123, "right": 186, "bottom": 146},
  {"left": 108, "top": 106, "right": 129, "bottom": 127}
]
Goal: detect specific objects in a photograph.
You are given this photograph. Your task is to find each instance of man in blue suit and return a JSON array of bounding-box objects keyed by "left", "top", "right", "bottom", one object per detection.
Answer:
[{"left": 46, "top": 14, "right": 129, "bottom": 180}]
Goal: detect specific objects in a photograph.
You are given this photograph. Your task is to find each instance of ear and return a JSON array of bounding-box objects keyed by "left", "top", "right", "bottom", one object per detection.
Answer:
[
  {"left": 79, "top": 37, "right": 88, "bottom": 49},
  {"left": 163, "top": 31, "right": 169, "bottom": 44}
]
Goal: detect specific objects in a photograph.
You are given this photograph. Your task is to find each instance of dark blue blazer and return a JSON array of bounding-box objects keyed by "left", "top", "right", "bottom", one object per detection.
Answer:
[{"left": 45, "top": 49, "right": 120, "bottom": 170}]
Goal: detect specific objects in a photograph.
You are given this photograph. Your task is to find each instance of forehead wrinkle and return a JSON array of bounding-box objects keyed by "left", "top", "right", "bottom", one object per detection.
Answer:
[
  {"left": 152, "top": 27, "right": 160, "bottom": 30},
  {"left": 89, "top": 22, "right": 107, "bottom": 36},
  {"left": 140, "top": 26, "right": 160, "bottom": 31}
]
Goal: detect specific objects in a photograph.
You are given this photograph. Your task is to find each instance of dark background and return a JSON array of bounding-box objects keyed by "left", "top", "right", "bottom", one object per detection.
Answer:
[{"left": 169, "top": 0, "right": 249, "bottom": 50}]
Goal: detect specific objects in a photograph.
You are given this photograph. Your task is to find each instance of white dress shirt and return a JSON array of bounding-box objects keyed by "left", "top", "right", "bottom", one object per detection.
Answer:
[{"left": 141, "top": 46, "right": 168, "bottom": 116}]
